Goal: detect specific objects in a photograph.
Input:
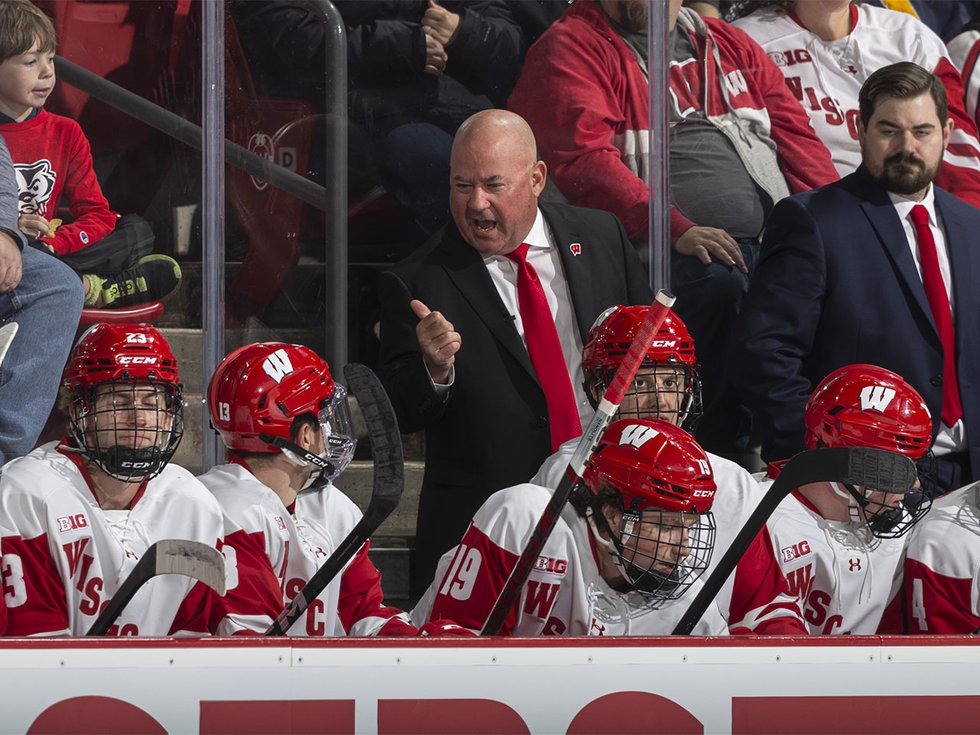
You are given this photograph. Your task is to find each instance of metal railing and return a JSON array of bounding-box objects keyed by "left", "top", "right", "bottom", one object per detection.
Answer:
[{"left": 53, "top": 0, "right": 348, "bottom": 471}]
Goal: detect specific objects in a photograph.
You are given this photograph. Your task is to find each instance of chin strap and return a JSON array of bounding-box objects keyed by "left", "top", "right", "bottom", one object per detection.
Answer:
[
  {"left": 585, "top": 506, "right": 616, "bottom": 552},
  {"left": 835, "top": 481, "right": 903, "bottom": 536},
  {"left": 259, "top": 433, "right": 336, "bottom": 492}
]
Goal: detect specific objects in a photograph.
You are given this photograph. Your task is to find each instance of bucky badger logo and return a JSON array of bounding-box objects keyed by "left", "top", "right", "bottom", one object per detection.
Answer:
[{"left": 14, "top": 159, "right": 57, "bottom": 215}]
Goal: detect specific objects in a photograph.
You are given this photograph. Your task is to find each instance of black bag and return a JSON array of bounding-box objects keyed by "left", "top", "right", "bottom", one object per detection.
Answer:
[{"left": 52, "top": 214, "right": 155, "bottom": 274}]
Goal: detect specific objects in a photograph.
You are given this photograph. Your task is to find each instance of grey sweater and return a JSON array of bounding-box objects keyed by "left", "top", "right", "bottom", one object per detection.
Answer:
[{"left": 0, "top": 136, "right": 25, "bottom": 250}]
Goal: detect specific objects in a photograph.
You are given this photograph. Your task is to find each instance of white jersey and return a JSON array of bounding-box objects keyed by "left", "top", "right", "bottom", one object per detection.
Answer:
[
  {"left": 880, "top": 482, "right": 980, "bottom": 634},
  {"left": 758, "top": 477, "right": 904, "bottom": 635},
  {"left": 948, "top": 28, "right": 980, "bottom": 132},
  {"left": 413, "top": 483, "right": 728, "bottom": 636},
  {"left": 734, "top": 5, "right": 980, "bottom": 204},
  {"left": 533, "top": 441, "right": 805, "bottom": 634},
  {"left": 0, "top": 442, "right": 223, "bottom": 637},
  {"left": 199, "top": 462, "right": 414, "bottom": 637}
]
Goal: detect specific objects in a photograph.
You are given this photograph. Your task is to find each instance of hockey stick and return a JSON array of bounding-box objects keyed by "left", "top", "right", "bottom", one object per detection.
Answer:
[
  {"left": 0, "top": 322, "right": 18, "bottom": 368},
  {"left": 480, "top": 289, "right": 676, "bottom": 635},
  {"left": 264, "top": 362, "right": 405, "bottom": 636},
  {"left": 671, "top": 446, "right": 917, "bottom": 635},
  {"left": 85, "top": 539, "right": 227, "bottom": 636}
]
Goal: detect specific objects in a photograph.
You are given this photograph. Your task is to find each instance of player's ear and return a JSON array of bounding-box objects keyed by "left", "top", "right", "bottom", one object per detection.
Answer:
[{"left": 293, "top": 418, "right": 320, "bottom": 453}]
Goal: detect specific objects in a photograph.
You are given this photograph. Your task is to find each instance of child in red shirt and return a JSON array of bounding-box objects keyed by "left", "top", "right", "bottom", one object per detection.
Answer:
[{"left": 0, "top": 0, "right": 179, "bottom": 308}]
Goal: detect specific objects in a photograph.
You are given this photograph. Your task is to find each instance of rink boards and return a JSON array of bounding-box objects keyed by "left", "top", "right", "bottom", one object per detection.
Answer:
[{"left": 1, "top": 636, "right": 979, "bottom": 733}]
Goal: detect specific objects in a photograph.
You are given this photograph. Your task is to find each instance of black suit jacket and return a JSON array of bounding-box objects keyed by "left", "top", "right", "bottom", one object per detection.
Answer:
[
  {"left": 732, "top": 167, "right": 980, "bottom": 473},
  {"left": 378, "top": 202, "right": 652, "bottom": 595}
]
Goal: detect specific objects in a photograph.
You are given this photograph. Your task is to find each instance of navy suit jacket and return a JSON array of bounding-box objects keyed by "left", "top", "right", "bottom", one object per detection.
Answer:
[
  {"left": 378, "top": 202, "right": 652, "bottom": 595},
  {"left": 732, "top": 167, "right": 980, "bottom": 471}
]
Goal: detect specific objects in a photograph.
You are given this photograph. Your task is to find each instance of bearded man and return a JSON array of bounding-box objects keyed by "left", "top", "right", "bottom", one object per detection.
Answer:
[{"left": 732, "top": 61, "right": 980, "bottom": 496}]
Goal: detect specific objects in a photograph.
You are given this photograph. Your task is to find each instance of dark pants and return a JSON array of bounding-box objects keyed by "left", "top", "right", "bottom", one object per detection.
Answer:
[{"left": 671, "top": 238, "right": 760, "bottom": 455}]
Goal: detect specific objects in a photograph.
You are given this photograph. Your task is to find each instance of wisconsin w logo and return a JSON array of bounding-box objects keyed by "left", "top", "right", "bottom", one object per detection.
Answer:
[
  {"left": 619, "top": 424, "right": 659, "bottom": 448},
  {"left": 263, "top": 349, "right": 294, "bottom": 383},
  {"left": 859, "top": 385, "right": 896, "bottom": 412}
]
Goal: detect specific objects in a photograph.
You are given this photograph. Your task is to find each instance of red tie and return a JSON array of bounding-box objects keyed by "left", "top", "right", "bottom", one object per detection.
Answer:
[
  {"left": 505, "top": 243, "right": 581, "bottom": 450},
  {"left": 909, "top": 205, "right": 962, "bottom": 425}
]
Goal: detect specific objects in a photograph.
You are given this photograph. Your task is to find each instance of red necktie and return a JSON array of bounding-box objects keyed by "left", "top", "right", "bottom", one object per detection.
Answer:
[
  {"left": 909, "top": 205, "right": 963, "bottom": 425},
  {"left": 505, "top": 243, "right": 581, "bottom": 450}
]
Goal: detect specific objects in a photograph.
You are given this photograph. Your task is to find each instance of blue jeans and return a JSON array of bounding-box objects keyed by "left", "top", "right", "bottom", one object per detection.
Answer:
[{"left": 0, "top": 246, "right": 83, "bottom": 466}]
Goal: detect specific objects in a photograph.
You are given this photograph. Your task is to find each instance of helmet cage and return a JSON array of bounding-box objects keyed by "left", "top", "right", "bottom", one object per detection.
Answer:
[
  {"left": 68, "top": 378, "right": 184, "bottom": 482},
  {"left": 610, "top": 506, "right": 715, "bottom": 605},
  {"left": 591, "top": 360, "right": 702, "bottom": 429}
]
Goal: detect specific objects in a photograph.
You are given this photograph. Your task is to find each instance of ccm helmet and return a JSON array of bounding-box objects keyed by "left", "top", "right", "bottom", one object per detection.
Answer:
[
  {"left": 582, "top": 418, "right": 716, "bottom": 604},
  {"left": 583, "top": 306, "right": 701, "bottom": 427},
  {"left": 63, "top": 323, "right": 183, "bottom": 481},
  {"left": 207, "top": 342, "right": 356, "bottom": 483}
]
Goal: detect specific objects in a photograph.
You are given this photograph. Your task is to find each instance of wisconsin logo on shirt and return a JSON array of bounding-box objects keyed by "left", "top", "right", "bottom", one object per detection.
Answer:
[{"left": 14, "top": 159, "right": 56, "bottom": 216}]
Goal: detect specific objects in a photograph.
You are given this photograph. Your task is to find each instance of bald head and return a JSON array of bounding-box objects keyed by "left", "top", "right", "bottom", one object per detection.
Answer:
[
  {"left": 449, "top": 110, "right": 547, "bottom": 256},
  {"left": 453, "top": 109, "right": 539, "bottom": 166}
]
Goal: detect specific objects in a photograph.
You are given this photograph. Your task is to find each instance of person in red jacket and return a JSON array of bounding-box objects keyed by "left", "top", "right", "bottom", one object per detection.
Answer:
[
  {"left": 509, "top": 0, "right": 838, "bottom": 460},
  {"left": 0, "top": 0, "right": 179, "bottom": 309}
]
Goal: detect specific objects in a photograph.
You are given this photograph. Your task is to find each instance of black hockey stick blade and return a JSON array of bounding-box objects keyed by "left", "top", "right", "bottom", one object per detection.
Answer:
[
  {"left": 86, "top": 540, "right": 227, "bottom": 636},
  {"left": 480, "top": 290, "right": 677, "bottom": 636},
  {"left": 264, "top": 363, "right": 405, "bottom": 636},
  {"left": 671, "top": 446, "right": 916, "bottom": 635}
]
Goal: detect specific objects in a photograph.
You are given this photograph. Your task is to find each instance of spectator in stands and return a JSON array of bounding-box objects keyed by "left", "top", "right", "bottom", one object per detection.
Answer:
[
  {"left": 0, "top": 134, "right": 81, "bottom": 467},
  {"left": 731, "top": 62, "right": 980, "bottom": 494},
  {"left": 378, "top": 109, "right": 651, "bottom": 600},
  {"left": 0, "top": 324, "right": 221, "bottom": 636},
  {"left": 0, "top": 0, "right": 180, "bottom": 309},
  {"left": 231, "top": 0, "right": 541, "bottom": 237},
  {"left": 865, "top": 0, "right": 980, "bottom": 43},
  {"left": 948, "top": 20, "right": 980, "bottom": 131},
  {"left": 508, "top": 0, "right": 838, "bottom": 460},
  {"left": 757, "top": 364, "right": 934, "bottom": 635},
  {"left": 413, "top": 418, "right": 729, "bottom": 636},
  {"left": 202, "top": 341, "right": 471, "bottom": 638},
  {"left": 533, "top": 306, "right": 807, "bottom": 635},
  {"left": 731, "top": 0, "right": 980, "bottom": 209}
]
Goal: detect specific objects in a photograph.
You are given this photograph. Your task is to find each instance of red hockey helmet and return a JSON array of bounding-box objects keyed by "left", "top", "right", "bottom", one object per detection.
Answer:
[
  {"left": 582, "top": 306, "right": 701, "bottom": 426},
  {"left": 805, "top": 364, "right": 933, "bottom": 538},
  {"left": 582, "top": 419, "right": 716, "bottom": 603},
  {"left": 63, "top": 323, "right": 183, "bottom": 481},
  {"left": 584, "top": 419, "right": 716, "bottom": 513},
  {"left": 207, "top": 342, "right": 356, "bottom": 480},
  {"left": 805, "top": 364, "right": 933, "bottom": 460}
]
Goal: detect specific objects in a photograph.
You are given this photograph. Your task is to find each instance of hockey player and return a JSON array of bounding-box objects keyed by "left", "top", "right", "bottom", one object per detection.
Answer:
[
  {"left": 0, "top": 323, "right": 223, "bottom": 636},
  {"left": 415, "top": 418, "right": 728, "bottom": 636},
  {"left": 203, "top": 342, "right": 467, "bottom": 637},
  {"left": 759, "top": 364, "right": 933, "bottom": 635},
  {"left": 534, "top": 306, "right": 806, "bottom": 634},
  {"left": 879, "top": 479, "right": 980, "bottom": 634}
]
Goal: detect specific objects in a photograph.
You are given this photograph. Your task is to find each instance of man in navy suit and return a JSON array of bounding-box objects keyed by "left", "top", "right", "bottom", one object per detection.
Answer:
[
  {"left": 732, "top": 62, "right": 980, "bottom": 494},
  {"left": 379, "top": 110, "right": 652, "bottom": 598}
]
